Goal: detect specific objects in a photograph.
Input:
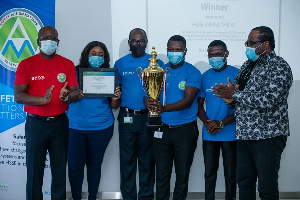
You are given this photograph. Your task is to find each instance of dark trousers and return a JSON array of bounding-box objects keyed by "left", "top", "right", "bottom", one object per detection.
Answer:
[
  {"left": 202, "top": 140, "right": 237, "bottom": 200},
  {"left": 237, "top": 136, "right": 287, "bottom": 200},
  {"left": 25, "top": 113, "right": 68, "bottom": 200},
  {"left": 67, "top": 125, "right": 113, "bottom": 200},
  {"left": 118, "top": 109, "right": 155, "bottom": 200},
  {"left": 153, "top": 122, "right": 199, "bottom": 200}
]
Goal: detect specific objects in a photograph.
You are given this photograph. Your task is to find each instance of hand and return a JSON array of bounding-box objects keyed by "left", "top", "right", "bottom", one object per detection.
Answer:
[
  {"left": 59, "top": 82, "right": 69, "bottom": 101},
  {"left": 212, "top": 77, "right": 235, "bottom": 99},
  {"left": 146, "top": 98, "right": 163, "bottom": 113},
  {"left": 205, "top": 120, "right": 221, "bottom": 135},
  {"left": 112, "top": 87, "right": 121, "bottom": 100},
  {"left": 43, "top": 85, "right": 54, "bottom": 104},
  {"left": 78, "top": 89, "right": 84, "bottom": 100}
]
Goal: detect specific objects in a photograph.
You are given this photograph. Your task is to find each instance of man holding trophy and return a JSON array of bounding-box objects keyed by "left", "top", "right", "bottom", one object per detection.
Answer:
[
  {"left": 145, "top": 35, "right": 201, "bottom": 200},
  {"left": 114, "top": 28, "right": 164, "bottom": 200}
]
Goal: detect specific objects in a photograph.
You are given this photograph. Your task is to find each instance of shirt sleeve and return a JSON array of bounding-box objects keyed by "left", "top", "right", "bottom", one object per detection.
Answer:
[
  {"left": 232, "top": 59, "right": 293, "bottom": 109},
  {"left": 114, "top": 59, "right": 122, "bottom": 85},
  {"left": 66, "top": 61, "right": 78, "bottom": 86},
  {"left": 198, "top": 75, "right": 206, "bottom": 98},
  {"left": 14, "top": 60, "right": 29, "bottom": 85},
  {"left": 186, "top": 65, "right": 202, "bottom": 89}
]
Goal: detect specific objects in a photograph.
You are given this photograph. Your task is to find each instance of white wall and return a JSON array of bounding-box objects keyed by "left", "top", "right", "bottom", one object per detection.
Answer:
[{"left": 55, "top": 0, "right": 300, "bottom": 193}]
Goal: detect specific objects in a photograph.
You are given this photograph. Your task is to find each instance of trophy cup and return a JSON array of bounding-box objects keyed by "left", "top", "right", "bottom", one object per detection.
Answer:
[{"left": 137, "top": 47, "right": 167, "bottom": 128}]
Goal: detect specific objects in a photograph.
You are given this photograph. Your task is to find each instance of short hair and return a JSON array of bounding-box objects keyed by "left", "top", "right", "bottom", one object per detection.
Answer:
[
  {"left": 208, "top": 40, "right": 227, "bottom": 51},
  {"left": 129, "top": 28, "right": 147, "bottom": 40},
  {"left": 77, "top": 41, "right": 110, "bottom": 70},
  {"left": 252, "top": 26, "right": 275, "bottom": 49},
  {"left": 38, "top": 26, "right": 58, "bottom": 38},
  {"left": 167, "top": 35, "right": 186, "bottom": 48}
]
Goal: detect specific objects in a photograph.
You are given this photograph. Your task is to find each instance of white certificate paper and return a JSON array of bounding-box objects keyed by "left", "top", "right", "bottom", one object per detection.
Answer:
[{"left": 82, "top": 71, "right": 116, "bottom": 96}]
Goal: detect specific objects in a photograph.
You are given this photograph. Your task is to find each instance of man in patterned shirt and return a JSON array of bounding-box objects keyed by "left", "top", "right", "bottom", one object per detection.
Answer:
[{"left": 212, "top": 26, "right": 293, "bottom": 200}]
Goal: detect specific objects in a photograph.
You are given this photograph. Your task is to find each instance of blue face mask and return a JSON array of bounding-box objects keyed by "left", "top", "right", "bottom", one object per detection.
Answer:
[
  {"left": 245, "top": 47, "right": 260, "bottom": 61},
  {"left": 209, "top": 56, "right": 225, "bottom": 70},
  {"left": 88, "top": 56, "right": 104, "bottom": 68},
  {"left": 167, "top": 52, "right": 184, "bottom": 65},
  {"left": 40, "top": 40, "right": 58, "bottom": 55}
]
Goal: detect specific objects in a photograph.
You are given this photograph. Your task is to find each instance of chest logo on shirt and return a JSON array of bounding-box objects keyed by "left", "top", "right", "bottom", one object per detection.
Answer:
[
  {"left": 178, "top": 81, "right": 186, "bottom": 90},
  {"left": 31, "top": 76, "right": 45, "bottom": 81},
  {"left": 57, "top": 73, "right": 66, "bottom": 83},
  {"left": 123, "top": 71, "right": 135, "bottom": 76}
]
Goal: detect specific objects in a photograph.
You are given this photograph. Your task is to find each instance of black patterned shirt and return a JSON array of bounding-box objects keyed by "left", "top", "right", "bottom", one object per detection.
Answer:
[{"left": 232, "top": 51, "right": 293, "bottom": 140}]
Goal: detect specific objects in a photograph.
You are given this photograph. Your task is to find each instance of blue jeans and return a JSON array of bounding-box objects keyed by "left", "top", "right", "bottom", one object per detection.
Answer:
[
  {"left": 68, "top": 125, "right": 113, "bottom": 200},
  {"left": 237, "top": 135, "right": 287, "bottom": 200},
  {"left": 118, "top": 108, "right": 155, "bottom": 200}
]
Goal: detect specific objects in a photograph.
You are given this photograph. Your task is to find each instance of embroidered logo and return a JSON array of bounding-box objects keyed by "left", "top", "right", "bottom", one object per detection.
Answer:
[
  {"left": 57, "top": 73, "right": 66, "bottom": 83},
  {"left": 178, "top": 81, "right": 186, "bottom": 90}
]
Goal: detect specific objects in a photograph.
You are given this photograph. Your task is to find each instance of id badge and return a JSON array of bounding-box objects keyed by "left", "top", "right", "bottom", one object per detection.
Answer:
[
  {"left": 124, "top": 117, "right": 133, "bottom": 124},
  {"left": 154, "top": 130, "right": 163, "bottom": 139}
]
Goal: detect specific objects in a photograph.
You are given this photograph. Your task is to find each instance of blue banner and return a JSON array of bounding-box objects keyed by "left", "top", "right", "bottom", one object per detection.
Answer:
[{"left": 0, "top": 0, "right": 55, "bottom": 133}]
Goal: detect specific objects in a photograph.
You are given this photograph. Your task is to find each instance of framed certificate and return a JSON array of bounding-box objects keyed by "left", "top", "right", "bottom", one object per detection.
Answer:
[{"left": 79, "top": 68, "right": 118, "bottom": 97}]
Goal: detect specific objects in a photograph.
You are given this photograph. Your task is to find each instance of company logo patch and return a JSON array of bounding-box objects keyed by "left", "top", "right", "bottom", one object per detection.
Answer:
[
  {"left": 0, "top": 8, "right": 43, "bottom": 72},
  {"left": 57, "top": 73, "right": 66, "bottom": 83},
  {"left": 178, "top": 81, "right": 186, "bottom": 90}
]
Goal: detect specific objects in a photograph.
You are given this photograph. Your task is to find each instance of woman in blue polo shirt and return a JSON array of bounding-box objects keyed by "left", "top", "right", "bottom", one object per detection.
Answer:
[{"left": 67, "top": 41, "right": 120, "bottom": 200}]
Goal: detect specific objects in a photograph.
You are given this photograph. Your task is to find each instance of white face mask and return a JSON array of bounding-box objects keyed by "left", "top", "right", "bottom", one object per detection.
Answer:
[{"left": 40, "top": 40, "right": 58, "bottom": 55}]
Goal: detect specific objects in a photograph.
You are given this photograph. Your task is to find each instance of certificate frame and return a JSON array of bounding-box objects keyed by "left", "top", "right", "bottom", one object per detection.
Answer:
[{"left": 79, "top": 68, "right": 118, "bottom": 97}]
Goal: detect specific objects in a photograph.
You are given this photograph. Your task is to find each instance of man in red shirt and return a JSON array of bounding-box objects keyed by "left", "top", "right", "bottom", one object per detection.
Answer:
[{"left": 14, "top": 26, "right": 79, "bottom": 200}]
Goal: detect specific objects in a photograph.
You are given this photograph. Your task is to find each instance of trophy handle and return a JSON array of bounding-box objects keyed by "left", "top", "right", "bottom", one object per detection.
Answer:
[
  {"left": 165, "top": 67, "right": 171, "bottom": 78},
  {"left": 136, "top": 67, "right": 143, "bottom": 80}
]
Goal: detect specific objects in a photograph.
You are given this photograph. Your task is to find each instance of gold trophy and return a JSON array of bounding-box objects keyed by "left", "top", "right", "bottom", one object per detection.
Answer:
[{"left": 137, "top": 47, "right": 167, "bottom": 128}]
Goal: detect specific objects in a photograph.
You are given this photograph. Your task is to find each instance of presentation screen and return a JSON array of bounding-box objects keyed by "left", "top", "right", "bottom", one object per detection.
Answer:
[{"left": 147, "top": 0, "right": 280, "bottom": 72}]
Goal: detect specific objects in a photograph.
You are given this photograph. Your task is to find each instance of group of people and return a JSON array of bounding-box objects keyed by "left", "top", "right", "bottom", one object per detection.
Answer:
[{"left": 14, "top": 25, "right": 293, "bottom": 200}]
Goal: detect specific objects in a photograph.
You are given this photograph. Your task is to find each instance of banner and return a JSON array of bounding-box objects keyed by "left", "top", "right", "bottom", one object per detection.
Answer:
[{"left": 0, "top": 1, "right": 54, "bottom": 199}]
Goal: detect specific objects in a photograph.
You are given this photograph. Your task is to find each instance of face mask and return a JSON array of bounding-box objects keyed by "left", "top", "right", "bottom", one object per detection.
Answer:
[
  {"left": 167, "top": 52, "right": 184, "bottom": 65},
  {"left": 130, "top": 44, "right": 145, "bottom": 57},
  {"left": 40, "top": 40, "right": 58, "bottom": 55},
  {"left": 209, "top": 56, "right": 225, "bottom": 70},
  {"left": 245, "top": 42, "right": 265, "bottom": 61},
  {"left": 88, "top": 56, "right": 104, "bottom": 68}
]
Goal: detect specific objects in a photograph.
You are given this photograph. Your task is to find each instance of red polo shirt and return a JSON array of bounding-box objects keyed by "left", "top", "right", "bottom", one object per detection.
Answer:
[{"left": 15, "top": 53, "right": 78, "bottom": 116}]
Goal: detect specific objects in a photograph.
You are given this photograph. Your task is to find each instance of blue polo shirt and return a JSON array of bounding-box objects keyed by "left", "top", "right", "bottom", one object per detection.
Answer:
[
  {"left": 161, "top": 62, "right": 201, "bottom": 125},
  {"left": 67, "top": 97, "right": 114, "bottom": 131},
  {"left": 114, "top": 54, "right": 164, "bottom": 110},
  {"left": 199, "top": 65, "right": 239, "bottom": 141}
]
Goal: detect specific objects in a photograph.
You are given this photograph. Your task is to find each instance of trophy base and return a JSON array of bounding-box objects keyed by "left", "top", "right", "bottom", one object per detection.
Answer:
[{"left": 147, "top": 116, "right": 162, "bottom": 129}]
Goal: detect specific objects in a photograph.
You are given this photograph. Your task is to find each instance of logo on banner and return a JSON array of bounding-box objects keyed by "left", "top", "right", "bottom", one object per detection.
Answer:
[{"left": 0, "top": 8, "right": 43, "bottom": 72}]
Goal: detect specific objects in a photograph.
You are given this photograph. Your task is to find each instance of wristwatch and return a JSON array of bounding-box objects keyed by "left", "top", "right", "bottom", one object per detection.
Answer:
[
  {"left": 63, "top": 95, "right": 69, "bottom": 102},
  {"left": 219, "top": 120, "right": 224, "bottom": 128}
]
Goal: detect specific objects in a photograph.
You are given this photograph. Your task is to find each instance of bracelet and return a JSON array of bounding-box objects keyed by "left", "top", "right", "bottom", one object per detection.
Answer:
[{"left": 219, "top": 120, "right": 224, "bottom": 128}]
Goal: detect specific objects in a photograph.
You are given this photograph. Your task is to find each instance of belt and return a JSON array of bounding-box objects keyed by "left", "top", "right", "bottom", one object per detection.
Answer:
[
  {"left": 27, "top": 112, "right": 66, "bottom": 122},
  {"left": 163, "top": 121, "right": 196, "bottom": 129},
  {"left": 120, "top": 107, "right": 148, "bottom": 115}
]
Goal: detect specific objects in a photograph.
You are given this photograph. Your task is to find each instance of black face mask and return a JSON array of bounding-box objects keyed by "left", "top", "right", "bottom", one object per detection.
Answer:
[{"left": 130, "top": 44, "right": 146, "bottom": 57}]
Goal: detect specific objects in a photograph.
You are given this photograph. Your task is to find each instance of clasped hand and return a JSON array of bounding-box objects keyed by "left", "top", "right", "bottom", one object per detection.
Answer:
[{"left": 146, "top": 98, "right": 163, "bottom": 113}]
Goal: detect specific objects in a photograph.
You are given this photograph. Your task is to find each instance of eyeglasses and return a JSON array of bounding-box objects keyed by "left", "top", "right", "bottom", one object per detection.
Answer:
[
  {"left": 38, "top": 36, "right": 59, "bottom": 42},
  {"left": 129, "top": 39, "right": 147, "bottom": 45},
  {"left": 244, "top": 40, "right": 263, "bottom": 47},
  {"left": 167, "top": 48, "right": 185, "bottom": 52}
]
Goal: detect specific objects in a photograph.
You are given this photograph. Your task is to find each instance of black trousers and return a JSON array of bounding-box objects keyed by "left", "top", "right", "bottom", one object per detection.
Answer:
[
  {"left": 237, "top": 136, "right": 287, "bottom": 200},
  {"left": 25, "top": 113, "right": 69, "bottom": 200},
  {"left": 202, "top": 140, "right": 237, "bottom": 200},
  {"left": 153, "top": 121, "right": 199, "bottom": 200},
  {"left": 118, "top": 109, "right": 155, "bottom": 200}
]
